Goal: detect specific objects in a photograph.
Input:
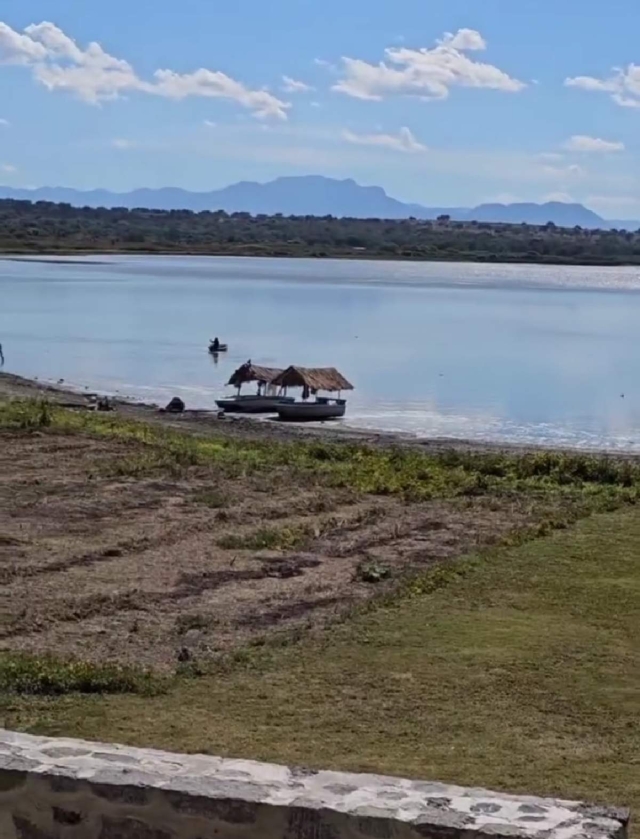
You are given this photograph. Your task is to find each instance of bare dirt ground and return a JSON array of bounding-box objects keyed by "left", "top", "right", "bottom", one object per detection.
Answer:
[
  {"left": 0, "top": 371, "right": 614, "bottom": 673},
  {"left": 0, "top": 376, "right": 559, "bottom": 671}
]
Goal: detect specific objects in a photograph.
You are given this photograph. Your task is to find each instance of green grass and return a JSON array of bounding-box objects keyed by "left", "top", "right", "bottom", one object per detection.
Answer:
[
  {"left": 3, "top": 507, "right": 638, "bottom": 821},
  {"left": 2, "top": 399, "right": 640, "bottom": 508},
  {"left": 1, "top": 400, "right": 639, "bottom": 821},
  {"left": 217, "top": 524, "right": 313, "bottom": 551},
  {"left": 0, "top": 653, "right": 165, "bottom": 697}
]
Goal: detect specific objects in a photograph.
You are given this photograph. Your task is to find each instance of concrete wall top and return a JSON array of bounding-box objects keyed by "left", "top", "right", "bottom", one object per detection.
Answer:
[{"left": 0, "top": 728, "right": 630, "bottom": 839}]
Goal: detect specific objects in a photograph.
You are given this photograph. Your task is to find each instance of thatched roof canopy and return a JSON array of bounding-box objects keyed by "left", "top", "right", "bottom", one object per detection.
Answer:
[
  {"left": 227, "top": 362, "right": 284, "bottom": 387},
  {"left": 271, "top": 366, "right": 354, "bottom": 392}
]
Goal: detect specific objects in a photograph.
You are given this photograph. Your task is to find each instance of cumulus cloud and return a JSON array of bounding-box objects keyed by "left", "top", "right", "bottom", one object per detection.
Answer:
[
  {"left": 342, "top": 126, "right": 427, "bottom": 153},
  {"left": 1, "top": 163, "right": 16, "bottom": 173},
  {"left": 282, "top": 75, "right": 314, "bottom": 93},
  {"left": 566, "top": 65, "right": 640, "bottom": 109},
  {"left": 563, "top": 135, "right": 624, "bottom": 153},
  {"left": 439, "top": 29, "right": 487, "bottom": 51},
  {"left": 0, "top": 20, "right": 290, "bottom": 119},
  {"left": 333, "top": 28, "right": 525, "bottom": 102}
]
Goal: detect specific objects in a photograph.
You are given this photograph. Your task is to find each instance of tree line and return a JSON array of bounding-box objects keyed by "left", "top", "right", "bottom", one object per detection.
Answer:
[{"left": 1, "top": 198, "right": 640, "bottom": 265}]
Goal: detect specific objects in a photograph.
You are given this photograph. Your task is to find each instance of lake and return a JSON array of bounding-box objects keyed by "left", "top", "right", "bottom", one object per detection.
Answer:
[{"left": 3, "top": 254, "right": 640, "bottom": 450}]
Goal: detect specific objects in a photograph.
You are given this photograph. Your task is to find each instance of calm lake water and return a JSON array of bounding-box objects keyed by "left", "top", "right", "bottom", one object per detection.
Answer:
[{"left": 3, "top": 254, "right": 640, "bottom": 450}]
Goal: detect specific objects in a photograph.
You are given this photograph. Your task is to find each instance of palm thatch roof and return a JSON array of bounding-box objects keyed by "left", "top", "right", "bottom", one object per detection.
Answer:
[
  {"left": 227, "top": 362, "right": 284, "bottom": 387},
  {"left": 271, "top": 366, "right": 354, "bottom": 392}
]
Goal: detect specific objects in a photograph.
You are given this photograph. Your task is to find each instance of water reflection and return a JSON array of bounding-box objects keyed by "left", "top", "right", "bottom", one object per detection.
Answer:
[{"left": 3, "top": 255, "right": 640, "bottom": 450}]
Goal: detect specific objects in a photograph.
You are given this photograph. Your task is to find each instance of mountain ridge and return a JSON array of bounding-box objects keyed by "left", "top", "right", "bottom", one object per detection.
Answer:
[{"left": 0, "top": 176, "right": 635, "bottom": 230}]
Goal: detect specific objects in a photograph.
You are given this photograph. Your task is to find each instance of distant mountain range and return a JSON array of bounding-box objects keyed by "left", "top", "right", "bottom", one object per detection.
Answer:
[{"left": 0, "top": 175, "right": 636, "bottom": 230}]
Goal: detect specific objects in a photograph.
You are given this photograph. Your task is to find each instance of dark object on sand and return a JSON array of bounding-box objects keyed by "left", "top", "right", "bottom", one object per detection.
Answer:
[
  {"left": 163, "top": 397, "right": 185, "bottom": 414},
  {"left": 96, "top": 397, "right": 114, "bottom": 412}
]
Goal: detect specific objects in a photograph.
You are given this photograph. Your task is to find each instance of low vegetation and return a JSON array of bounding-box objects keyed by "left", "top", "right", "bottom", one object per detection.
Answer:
[
  {"left": 0, "top": 396, "right": 638, "bottom": 828},
  {"left": 2, "top": 198, "right": 640, "bottom": 264},
  {"left": 0, "top": 653, "right": 163, "bottom": 696},
  {"left": 2, "top": 510, "right": 638, "bottom": 825},
  {"left": 2, "top": 399, "right": 640, "bottom": 506}
]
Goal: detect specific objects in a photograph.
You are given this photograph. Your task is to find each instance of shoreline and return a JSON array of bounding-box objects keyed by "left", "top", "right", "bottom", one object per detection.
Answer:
[
  {"left": 1, "top": 370, "right": 638, "bottom": 459},
  {"left": 2, "top": 251, "right": 639, "bottom": 269}
]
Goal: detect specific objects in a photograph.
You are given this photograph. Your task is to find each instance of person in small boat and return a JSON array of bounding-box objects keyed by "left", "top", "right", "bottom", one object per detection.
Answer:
[{"left": 211, "top": 337, "right": 220, "bottom": 352}]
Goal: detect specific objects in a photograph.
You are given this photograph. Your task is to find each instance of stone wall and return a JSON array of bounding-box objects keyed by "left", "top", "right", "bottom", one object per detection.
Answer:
[{"left": 0, "top": 729, "right": 629, "bottom": 839}]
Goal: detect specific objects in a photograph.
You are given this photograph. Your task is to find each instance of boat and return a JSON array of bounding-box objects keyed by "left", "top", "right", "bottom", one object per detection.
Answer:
[
  {"left": 216, "top": 394, "right": 294, "bottom": 414},
  {"left": 277, "top": 397, "right": 347, "bottom": 421},
  {"left": 270, "top": 366, "right": 354, "bottom": 422},
  {"left": 216, "top": 362, "right": 293, "bottom": 414},
  {"left": 208, "top": 341, "right": 228, "bottom": 354}
]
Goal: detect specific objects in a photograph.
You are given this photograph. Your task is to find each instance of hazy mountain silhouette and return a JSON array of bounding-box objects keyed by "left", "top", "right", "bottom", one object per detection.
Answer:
[{"left": 0, "top": 175, "right": 634, "bottom": 229}]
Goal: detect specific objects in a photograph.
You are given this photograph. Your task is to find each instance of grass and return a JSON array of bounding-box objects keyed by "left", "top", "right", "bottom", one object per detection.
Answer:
[
  {"left": 2, "top": 399, "right": 640, "bottom": 510},
  {"left": 217, "top": 524, "right": 313, "bottom": 552},
  {"left": 2, "top": 507, "right": 638, "bottom": 822},
  {"left": 0, "top": 399, "right": 639, "bottom": 823},
  {"left": 0, "top": 653, "right": 165, "bottom": 697}
]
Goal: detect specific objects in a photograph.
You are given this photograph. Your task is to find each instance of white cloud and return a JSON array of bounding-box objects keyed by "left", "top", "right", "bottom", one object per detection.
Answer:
[
  {"left": 566, "top": 65, "right": 640, "bottom": 109},
  {"left": 0, "top": 20, "right": 290, "bottom": 119},
  {"left": 203, "top": 119, "right": 217, "bottom": 128},
  {"left": 439, "top": 29, "right": 487, "bottom": 52},
  {"left": 1, "top": 163, "right": 16, "bottom": 173},
  {"left": 342, "top": 126, "right": 427, "bottom": 153},
  {"left": 333, "top": 28, "right": 525, "bottom": 102},
  {"left": 564, "top": 135, "right": 624, "bottom": 153},
  {"left": 0, "top": 118, "right": 9, "bottom": 126},
  {"left": 0, "top": 21, "right": 47, "bottom": 64},
  {"left": 282, "top": 75, "right": 314, "bottom": 93},
  {"left": 150, "top": 69, "right": 289, "bottom": 119},
  {"left": 111, "top": 138, "right": 135, "bottom": 150}
]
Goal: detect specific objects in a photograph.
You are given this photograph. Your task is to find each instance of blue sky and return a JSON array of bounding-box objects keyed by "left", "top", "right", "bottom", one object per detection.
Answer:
[{"left": 1, "top": 0, "right": 640, "bottom": 217}]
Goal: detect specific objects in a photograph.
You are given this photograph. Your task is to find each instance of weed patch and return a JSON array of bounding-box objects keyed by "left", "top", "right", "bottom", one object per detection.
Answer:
[{"left": 0, "top": 653, "right": 165, "bottom": 696}]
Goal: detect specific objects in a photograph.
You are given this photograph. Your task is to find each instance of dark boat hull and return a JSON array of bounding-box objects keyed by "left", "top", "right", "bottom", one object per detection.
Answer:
[{"left": 216, "top": 396, "right": 294, "bottom": 414}]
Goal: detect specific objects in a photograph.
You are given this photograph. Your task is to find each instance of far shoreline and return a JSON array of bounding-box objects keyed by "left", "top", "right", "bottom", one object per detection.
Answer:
[{"left": 1, "top": 250, "right": 639, "bottom": 268}]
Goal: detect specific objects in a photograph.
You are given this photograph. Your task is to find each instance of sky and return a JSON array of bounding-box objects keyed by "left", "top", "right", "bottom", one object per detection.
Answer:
[{"left": 1, "top": 0, "right": 640, "bottom": 217}]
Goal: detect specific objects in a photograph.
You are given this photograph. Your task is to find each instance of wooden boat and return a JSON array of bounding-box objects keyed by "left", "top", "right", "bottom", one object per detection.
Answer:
[
  {"left": 216, "top": 394, "right": 294, "bottom": 414},
  {"left": 270, "top": 366, "right": 354, "bottom": 423},
  {"left": 217, "top": 362, "right": 291, "bottom": 414},
  {"left": 277, "top": 397, "right": 346, "bottom": 421},
  {"left": 208, "top": 342, "right": 228, "bottom": 354}
]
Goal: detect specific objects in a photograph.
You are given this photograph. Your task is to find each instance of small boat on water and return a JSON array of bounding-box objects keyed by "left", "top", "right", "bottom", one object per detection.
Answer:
[
  {"left": 208, "top": 341, "right": 228, "bottom": 354},
  {"left": 270, "top": 366, "right": 354, "bottom": 422},
  {"left": 216, "top": 362, "right": 293, "bottom": 414}
]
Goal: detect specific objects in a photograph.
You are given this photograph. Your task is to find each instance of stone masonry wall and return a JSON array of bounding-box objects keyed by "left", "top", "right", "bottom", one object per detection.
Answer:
[{"left": 0, "top": 729, "right": 630, "bottom": 839}]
